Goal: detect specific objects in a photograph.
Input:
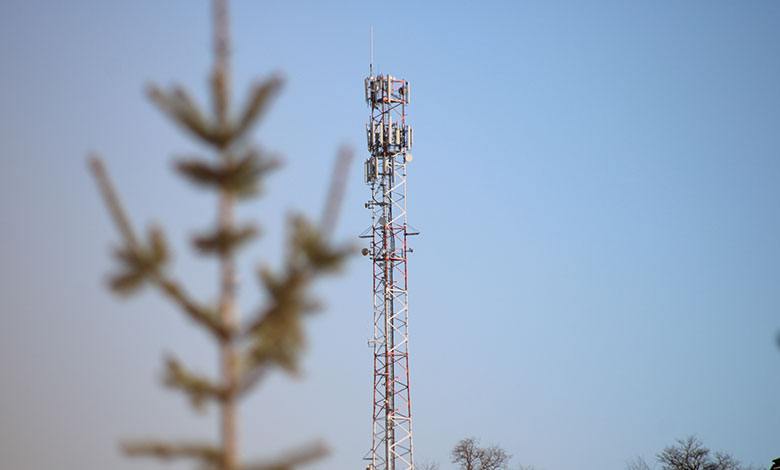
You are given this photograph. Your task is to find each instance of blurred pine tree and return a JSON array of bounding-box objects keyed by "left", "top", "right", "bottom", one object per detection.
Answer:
[{"left": 89, "top": 1, "right": 352, "bottom": 469}]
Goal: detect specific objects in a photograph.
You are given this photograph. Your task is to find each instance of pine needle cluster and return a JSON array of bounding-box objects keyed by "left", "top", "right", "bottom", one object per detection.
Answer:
[{"left": 88, "top": 1, "right": 352, "bottom": 469}]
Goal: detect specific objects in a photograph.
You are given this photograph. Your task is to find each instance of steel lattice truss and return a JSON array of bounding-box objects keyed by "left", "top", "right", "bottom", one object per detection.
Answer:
[{"left": 362, "top": 74, "right": 415, "bottom": 470}]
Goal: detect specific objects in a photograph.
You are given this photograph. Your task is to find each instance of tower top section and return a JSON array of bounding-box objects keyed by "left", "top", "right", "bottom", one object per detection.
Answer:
[
  {"left": 364, "top": 75, "right": 411, "bottom": 107},
  {"left": 363, "top": 75, "right": 413, "bottom": 185}
]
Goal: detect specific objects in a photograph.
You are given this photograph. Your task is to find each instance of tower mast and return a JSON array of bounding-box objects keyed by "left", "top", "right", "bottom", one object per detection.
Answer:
[{"left": 362, "top": 67, "right": 415, "bottom": 470}]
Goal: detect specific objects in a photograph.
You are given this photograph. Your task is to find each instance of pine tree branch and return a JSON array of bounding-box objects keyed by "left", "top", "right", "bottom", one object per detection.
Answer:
[
  {"left": 240, "top": 216, "right": 350, "bottom": 379},
  {"left": 211, "top": 0, "right": 230, "bottom": 126},
  {"left": 234, "top": 78, "right": 283, "bottom": 140},
  {"left": 240, "top": 442, "right": 328, "bottom": 470},
  {"left": 242, "top": 263, "right": 313, "bottom": 374},
  {"left": 89, "top": 155, "right": 229, "bottom": 340},
  {"left": 147, "top": 84, "right": 220, "bottom": 146},
  {"left": 88, "top": 155, "right": 139, "bottom": 249},
  {"left": 163, "top": 355, "right": 226, "bottom": 409},
  {"left": 239, "top": 148, "right": 354, "bottom": 359},
  {"left": 148, "top": 78, "right": 284, "bottom": 150},
  {"left": 122, "top": 440, "right": 223, "bottom": 464},
  {"left": 320, "top": 146, "right": 353, "bottom": 239},
  {"left": 193, "top": 224, "right": 259, "bottom": 256},
  {"left": 176, "top": 147, "right": 280, "bottom": 197},
  {"left": 153, "top": 274, "right": 229, "bottom": 339}
]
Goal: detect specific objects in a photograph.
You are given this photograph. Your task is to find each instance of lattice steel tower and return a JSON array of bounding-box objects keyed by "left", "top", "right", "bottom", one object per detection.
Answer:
[{"left": 361, "top": 70, "right": 416, "bottom": 470}]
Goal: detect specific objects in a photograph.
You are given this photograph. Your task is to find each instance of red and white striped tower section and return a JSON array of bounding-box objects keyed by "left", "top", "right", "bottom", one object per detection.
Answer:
[{"left": 361, "top": 73, "right": 416, "bottom": 470}]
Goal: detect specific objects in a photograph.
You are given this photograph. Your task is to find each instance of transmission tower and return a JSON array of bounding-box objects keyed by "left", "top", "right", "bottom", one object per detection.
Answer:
[{"left": 361, "top": 71, "right": 416, "bottom": 470}]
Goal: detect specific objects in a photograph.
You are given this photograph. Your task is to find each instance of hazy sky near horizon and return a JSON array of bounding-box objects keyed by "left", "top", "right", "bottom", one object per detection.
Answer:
[{"left": 1, "top": 1, "right": 779, "bottom": 470}]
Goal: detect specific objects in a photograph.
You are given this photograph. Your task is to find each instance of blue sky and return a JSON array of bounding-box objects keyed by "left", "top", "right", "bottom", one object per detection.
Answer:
[{"left": 0, "top": 1, "right": 779, "bottom": 470}]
